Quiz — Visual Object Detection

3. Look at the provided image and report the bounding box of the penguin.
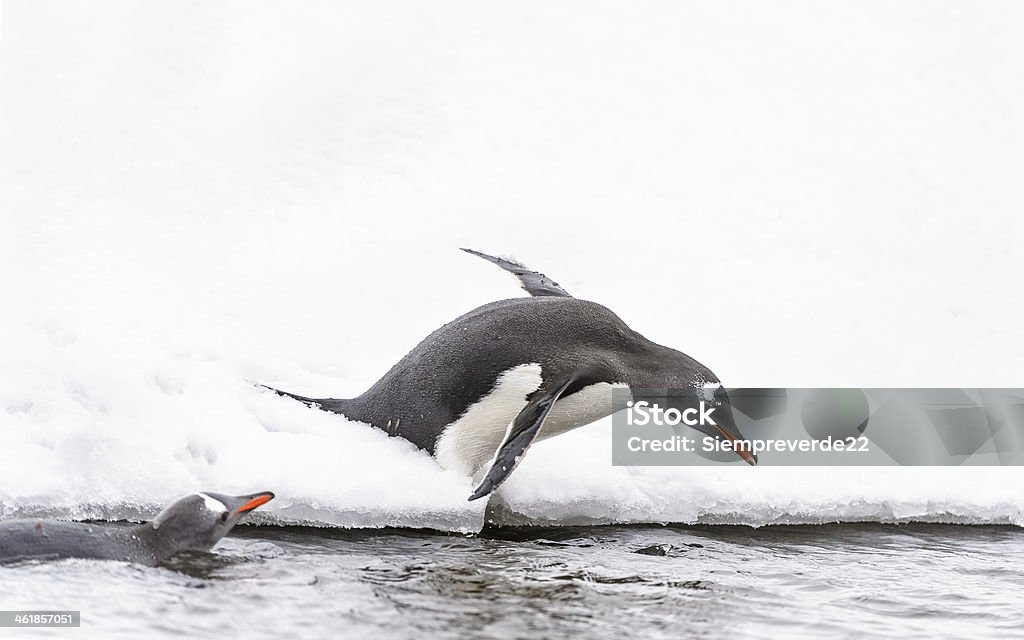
[0,491,274,566]
[263,249,756,501]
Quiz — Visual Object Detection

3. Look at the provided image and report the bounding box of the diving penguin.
[262,249,755,500]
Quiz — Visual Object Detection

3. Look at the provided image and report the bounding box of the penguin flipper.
[461,248,572,297]
[468,375,578,501]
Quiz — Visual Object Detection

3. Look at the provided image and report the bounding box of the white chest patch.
[433,363,632,477]
[538,381,631,440]
[434,363,543,476]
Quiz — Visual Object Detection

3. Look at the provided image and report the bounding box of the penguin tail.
[252,381,328,410]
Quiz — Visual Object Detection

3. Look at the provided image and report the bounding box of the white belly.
[538,381,630,440]
[433,364,630,476]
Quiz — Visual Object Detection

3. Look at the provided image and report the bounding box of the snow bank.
[2,2,1023,532]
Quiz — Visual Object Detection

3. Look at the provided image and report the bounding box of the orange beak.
[233,492,275,515]
[715,425,758,465]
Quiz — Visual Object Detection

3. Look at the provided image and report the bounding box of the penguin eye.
[220,512,229,522]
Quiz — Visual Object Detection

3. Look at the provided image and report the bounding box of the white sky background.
[0,2,1023,527]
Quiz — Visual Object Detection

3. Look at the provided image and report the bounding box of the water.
[2,523,1022,639]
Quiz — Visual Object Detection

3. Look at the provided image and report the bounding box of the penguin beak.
[231,491,275,516]
[714,425,758,466]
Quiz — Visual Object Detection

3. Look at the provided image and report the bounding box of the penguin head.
[146,491,275,557]
[687,373,757,466]
[632,347,757,466]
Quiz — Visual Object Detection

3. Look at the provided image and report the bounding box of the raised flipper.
[461,248,572,298]
[468,375,578,501]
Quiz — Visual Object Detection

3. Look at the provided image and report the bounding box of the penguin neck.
[131,522,189,562]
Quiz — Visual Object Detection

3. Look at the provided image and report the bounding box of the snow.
[1,1,1023,531]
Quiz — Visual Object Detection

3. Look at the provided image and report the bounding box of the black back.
[327,296,712,452]
[0,520,157,565]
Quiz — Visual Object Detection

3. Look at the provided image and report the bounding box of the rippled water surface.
[2,523,1022,639]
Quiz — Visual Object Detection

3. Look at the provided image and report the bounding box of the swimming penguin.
[0,491,274,566]
[263,249,755,501]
